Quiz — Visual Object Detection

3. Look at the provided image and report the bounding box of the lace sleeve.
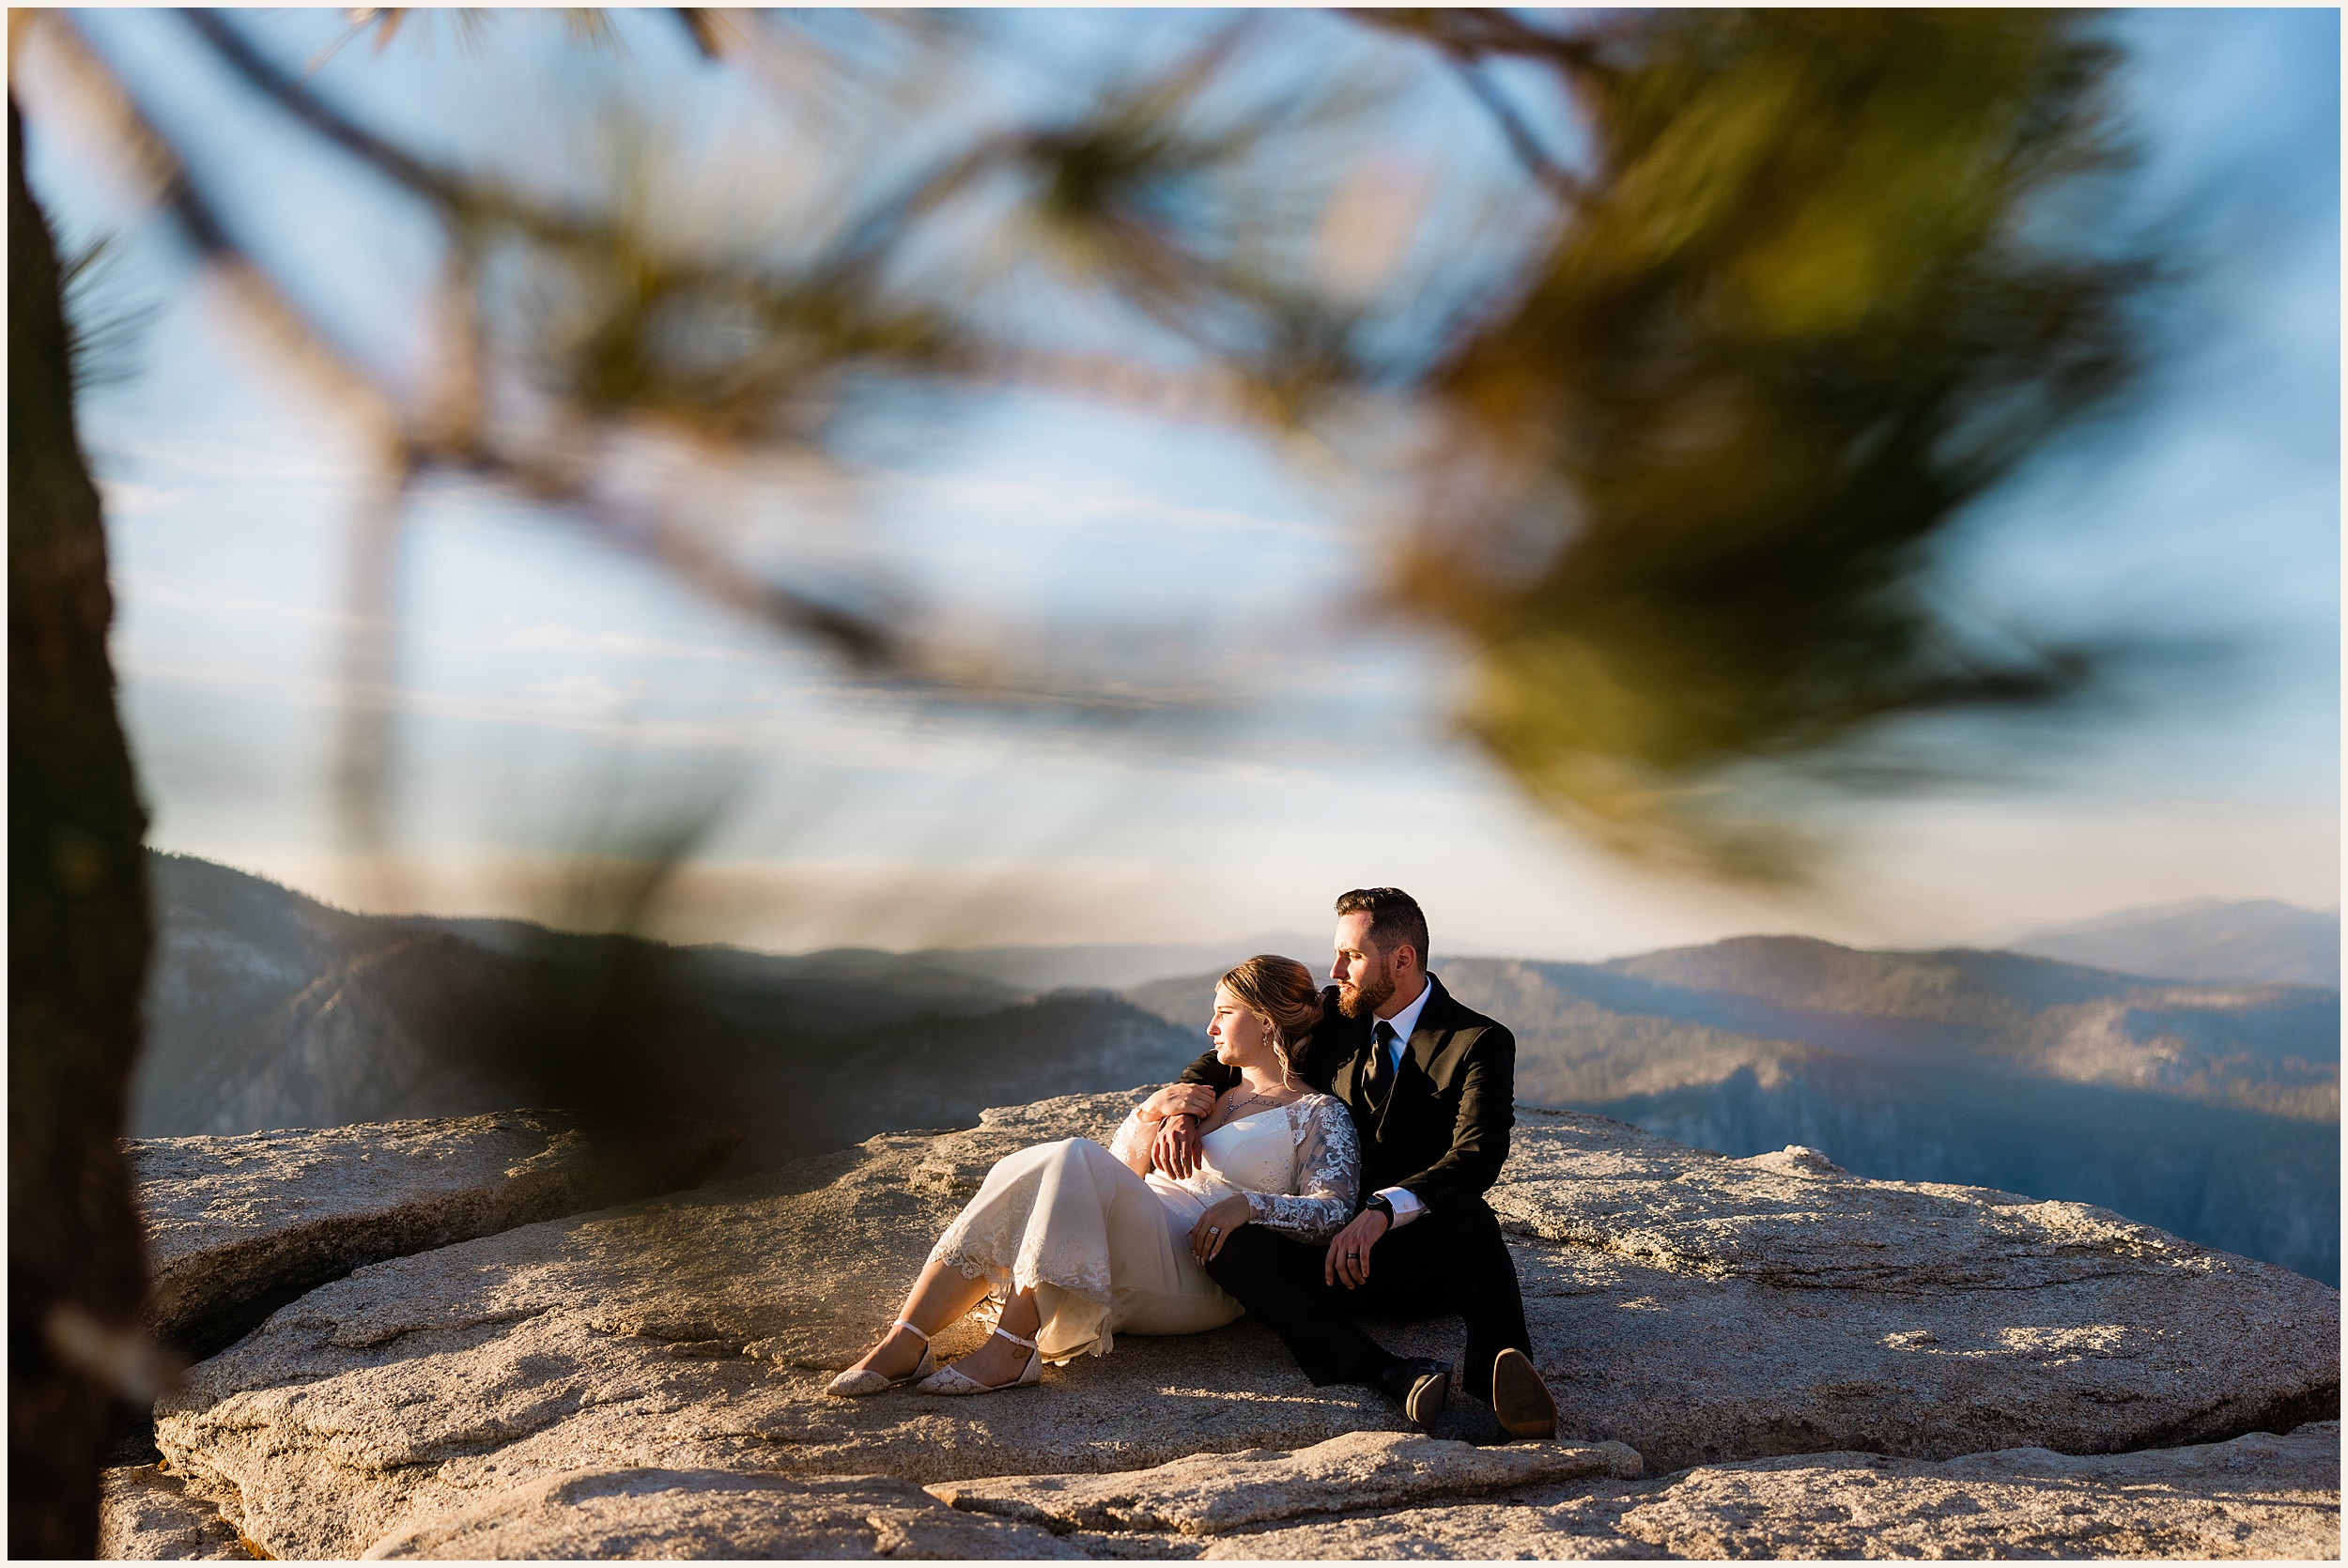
[1244,1096,1360,1240]
[1107,1106,1153,1173]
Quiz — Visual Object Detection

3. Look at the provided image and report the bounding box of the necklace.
[1213,1084,1292,1126]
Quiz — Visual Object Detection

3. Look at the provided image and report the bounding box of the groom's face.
[1331,912,1398,1020]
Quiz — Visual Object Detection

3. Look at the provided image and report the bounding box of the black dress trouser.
[1205,1195,1532,1402]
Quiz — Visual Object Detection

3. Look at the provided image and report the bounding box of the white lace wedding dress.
[927,1095,1360,1363]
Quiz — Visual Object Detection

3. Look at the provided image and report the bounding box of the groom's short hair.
[1335,887,1429,968]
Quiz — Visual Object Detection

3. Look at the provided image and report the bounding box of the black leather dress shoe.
[1374,1356,1451,1429]
[1491,1347,1557,1439]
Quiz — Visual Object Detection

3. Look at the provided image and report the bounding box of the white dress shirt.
[1368,978,1435,1228]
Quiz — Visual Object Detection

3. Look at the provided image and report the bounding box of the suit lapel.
[1331,984,1455,1140]
[1334,1038,1365,1108]
[1404,974,1451,1082]
[1332,1014,1372,1112]
[1370,980,1442,1141]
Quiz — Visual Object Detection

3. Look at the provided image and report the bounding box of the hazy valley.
[2004,899,2339,988]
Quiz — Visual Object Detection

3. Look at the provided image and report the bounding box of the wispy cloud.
[467,618,777,667]
[113,574,357,629]
[96,481,191,516]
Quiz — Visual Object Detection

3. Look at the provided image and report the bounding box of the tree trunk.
[8,97,154,1558]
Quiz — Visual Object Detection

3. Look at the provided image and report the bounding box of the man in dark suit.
[1141,887,1558,1437]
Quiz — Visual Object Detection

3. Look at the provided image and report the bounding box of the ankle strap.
[991,1327,1039,1351]
[888,1319,931,1344]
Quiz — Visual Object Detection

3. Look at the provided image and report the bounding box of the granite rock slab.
[930,1431,1644,1536]
[1491,1106,2338,1468]
[1202,1420,2343,1560]
[132,1110,742,1358]
[99,1464,252,1560]
[151,1093,2338,1559]
[358,1468,1081,1560]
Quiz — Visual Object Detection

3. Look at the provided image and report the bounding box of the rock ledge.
[135,1095,2340,1560]
[132,1109,740,1359]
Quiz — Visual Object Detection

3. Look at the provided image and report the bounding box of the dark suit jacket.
[1179,972,1516,1216]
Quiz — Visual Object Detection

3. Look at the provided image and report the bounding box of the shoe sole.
[1405,1370,1448,1428]
[1491,1348,1556,1439]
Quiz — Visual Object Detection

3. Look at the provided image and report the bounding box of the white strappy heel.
[915,1326,1043,1395]
[824,1319,936,1397]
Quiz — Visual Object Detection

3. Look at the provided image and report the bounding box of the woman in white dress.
[826,955,1361,1396]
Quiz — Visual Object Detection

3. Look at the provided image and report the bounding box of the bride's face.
[1208,986,1271,1068]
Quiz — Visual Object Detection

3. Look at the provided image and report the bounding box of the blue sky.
[22,8,2340,958]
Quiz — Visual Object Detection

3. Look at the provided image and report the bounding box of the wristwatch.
[1364,1193,1396,1225]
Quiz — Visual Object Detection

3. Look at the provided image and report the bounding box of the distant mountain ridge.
[907,936,1329,994]
[2002,899,2339,988]
[135,853,1199,1170]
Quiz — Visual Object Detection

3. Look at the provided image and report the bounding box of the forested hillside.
[134,853,1200,1169]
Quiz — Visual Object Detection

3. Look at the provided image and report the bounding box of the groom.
[1146,887,1558,1438]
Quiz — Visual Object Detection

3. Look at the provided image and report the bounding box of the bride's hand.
[1188,1195,1252,1265]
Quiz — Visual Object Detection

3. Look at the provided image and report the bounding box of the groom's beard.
[1337,964,1396,1020]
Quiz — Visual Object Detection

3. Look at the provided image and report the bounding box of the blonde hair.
[1218,954,1324,1088]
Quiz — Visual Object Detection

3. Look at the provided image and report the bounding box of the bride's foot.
[850,1322,929,1380]
[825,1321,935,1397]
[917,1328,1043,1396]
[939,1327,1034,1388]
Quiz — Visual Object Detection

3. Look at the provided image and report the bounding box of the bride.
[827,955,1361,1396]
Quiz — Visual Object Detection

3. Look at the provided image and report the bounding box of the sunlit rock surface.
[361,1469,1079,1560]
[131,1110,743,1359]
[1191,1422,2342,1560]
[130,1094,2337,1559]
[99,1466,251,1560]
[930,1431,1645,1536]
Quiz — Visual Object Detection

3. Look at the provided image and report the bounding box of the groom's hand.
[1154,1115,1205,1178]
[1145,1084,1214,1177]
[1325,1208,1390,1289]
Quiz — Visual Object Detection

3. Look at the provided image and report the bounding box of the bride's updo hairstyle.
[1218,955,1324,1087]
